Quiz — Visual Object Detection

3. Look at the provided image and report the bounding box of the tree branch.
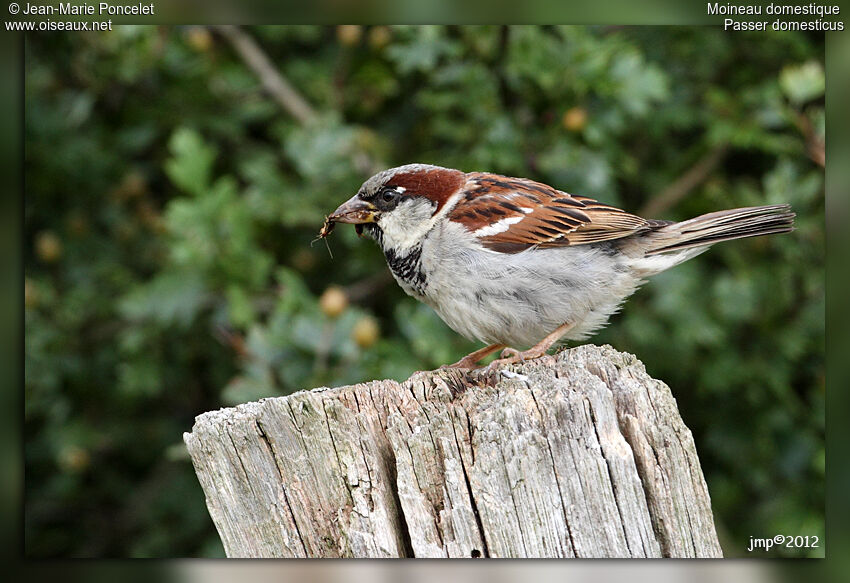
[213,25,317,126]
[792,110,825,168]
[213,25,383,177]
[639,144,728,218]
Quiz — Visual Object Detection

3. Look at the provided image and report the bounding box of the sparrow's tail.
[644,204,795,256]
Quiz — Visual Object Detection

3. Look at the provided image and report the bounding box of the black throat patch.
[363,225,426,295]
[384,245,426,295]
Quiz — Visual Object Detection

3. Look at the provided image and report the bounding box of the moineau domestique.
[707,2,841,17]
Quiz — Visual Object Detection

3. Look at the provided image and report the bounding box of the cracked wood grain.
[184,344,722,558]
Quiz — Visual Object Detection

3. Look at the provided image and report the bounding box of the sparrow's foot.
[442,343,506,369]
[483,322,574,372]
[483,346,543,372]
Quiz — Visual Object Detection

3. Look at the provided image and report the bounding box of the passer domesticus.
[326,164,794,369]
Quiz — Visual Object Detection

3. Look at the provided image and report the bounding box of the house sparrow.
[324,164,794,369]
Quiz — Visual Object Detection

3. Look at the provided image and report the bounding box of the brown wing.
[450,173,652,253]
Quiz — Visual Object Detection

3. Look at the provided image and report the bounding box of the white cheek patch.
[473,215,525,237]
[378,198,437,251]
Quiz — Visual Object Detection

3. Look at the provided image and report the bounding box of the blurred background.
[24,25,823,558]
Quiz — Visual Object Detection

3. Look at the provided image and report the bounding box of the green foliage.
[779,61,825,106]
[25,25,823,558]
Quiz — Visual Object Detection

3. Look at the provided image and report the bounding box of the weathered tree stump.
[184,344,722,558]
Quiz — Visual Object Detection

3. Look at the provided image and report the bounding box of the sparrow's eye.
[375,187,400,210]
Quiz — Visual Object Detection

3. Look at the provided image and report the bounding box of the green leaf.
[779,62,825,106]
[226,285,256,329]
[119,270,209,328]
[385,26,461,74]
[610,50,670,116]
[164,127,217,197]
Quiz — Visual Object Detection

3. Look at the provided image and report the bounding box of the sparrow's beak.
[328,196,378,224]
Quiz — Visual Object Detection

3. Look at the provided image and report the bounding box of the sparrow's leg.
[485,322,575,370]
[442,343,506,369]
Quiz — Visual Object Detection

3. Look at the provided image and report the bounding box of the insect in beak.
[319,196,378,240]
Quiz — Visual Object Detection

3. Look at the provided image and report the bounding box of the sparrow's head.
[328,164,465,252]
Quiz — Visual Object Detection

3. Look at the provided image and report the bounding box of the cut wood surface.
[184,344,722,558]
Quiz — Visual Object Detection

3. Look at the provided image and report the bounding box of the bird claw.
[446,339,556,373]
[499,347,523,361]
[483,346,549,373]
[483,351,523,373]
[441,357,477,370]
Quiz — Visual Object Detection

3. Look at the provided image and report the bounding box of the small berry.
[562,106,588,132]
[25,278,38,309]
[368,26,391,50]
[35,231,62,263]
[58,445,91,473]
[352,316,379,348]
[319,286,348,318]
[337,25,363,47]
[186,27,213,52]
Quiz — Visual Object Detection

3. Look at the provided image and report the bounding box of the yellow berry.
[319,286,348,318]
[368,26,391,50]
[186,27,213,52]
[35,231,62,263]
[58,445,91,473]
[352,315,379,348]
[25,278,38,309]
[337,25,363,47]
[562,106,588,132]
